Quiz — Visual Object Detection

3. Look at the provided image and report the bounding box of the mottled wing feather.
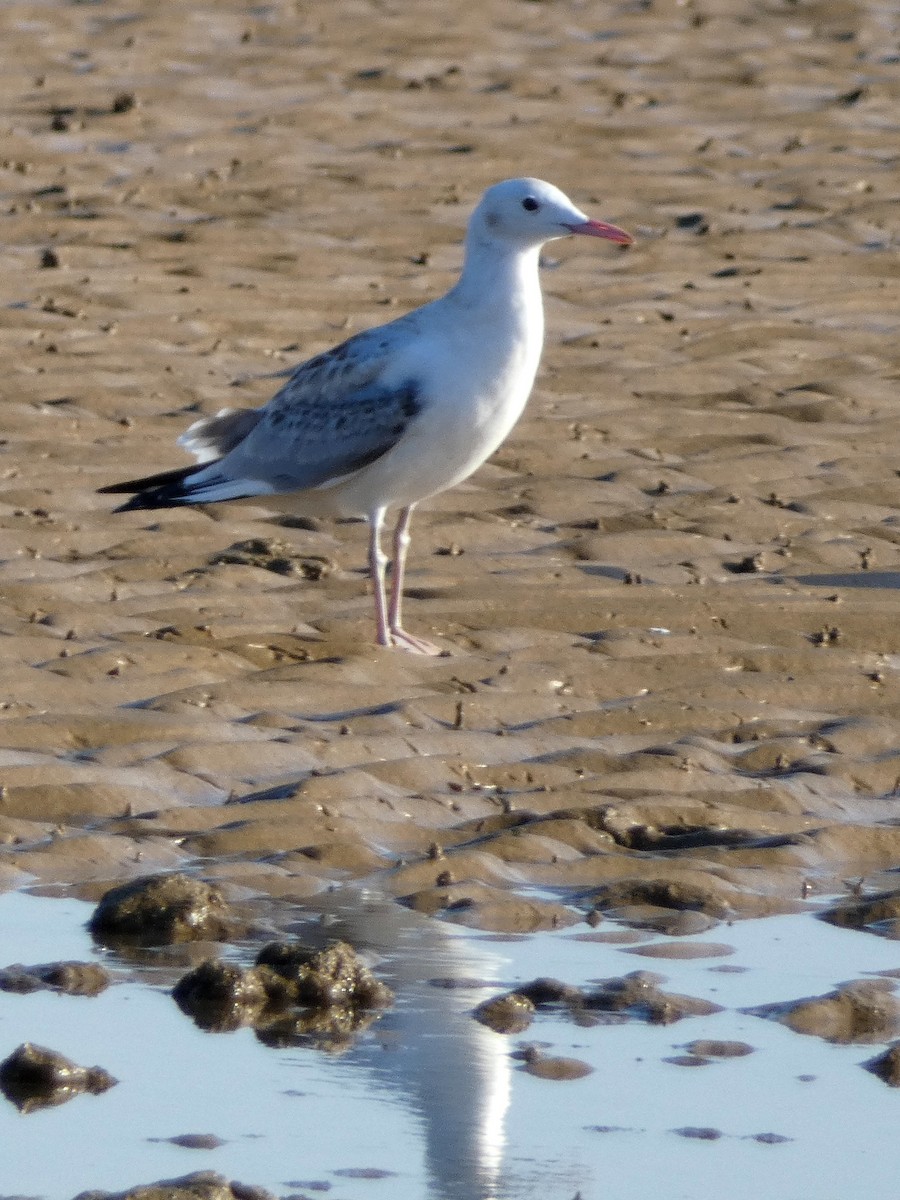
[178,407,264,463]
[214,321,423,493]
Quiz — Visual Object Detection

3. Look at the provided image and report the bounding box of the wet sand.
[2,0,900,939]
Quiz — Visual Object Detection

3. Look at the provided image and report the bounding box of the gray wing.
[181,321,425,500]
[178,407,265,462]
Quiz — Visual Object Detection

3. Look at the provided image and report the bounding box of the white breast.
[323,281,544,517]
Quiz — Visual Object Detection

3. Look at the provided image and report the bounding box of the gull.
[100,178,632,653]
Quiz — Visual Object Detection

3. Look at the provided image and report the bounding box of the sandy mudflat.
[1,0,900,931]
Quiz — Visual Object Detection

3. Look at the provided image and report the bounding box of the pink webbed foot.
[389,627,447,656]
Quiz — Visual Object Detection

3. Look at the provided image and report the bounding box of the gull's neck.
[446,225,545,344]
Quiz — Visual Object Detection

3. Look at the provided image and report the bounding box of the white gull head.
[467,177,633,251]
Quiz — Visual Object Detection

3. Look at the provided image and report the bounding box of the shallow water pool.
[1,890,900,1200]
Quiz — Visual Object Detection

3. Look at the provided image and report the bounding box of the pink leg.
[388,505,414,635]
[367,507,392,647]
[387,505,444,655]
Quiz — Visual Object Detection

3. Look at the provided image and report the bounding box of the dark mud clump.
[173,940,394,1044]
[599,905,720,937]
[89,874,238,947]
[683,1039,754,1059]
[663,1053,712,1068]
[473,969,721,1034]
[820,889,900,939]
[209,536,333,581]
[623,940,734,961]
[0,1042,117,1113]
[587,879,738,922]
[473,992,536,1034]
[514,977,584,1006]
[746,979,900,1044]
[0,960,110,996]
[172,960,273,1033]
[665,1038,755,1067]
[255,940,394,1009]
[513,1045,594,1081]
[863,1043,900,1087]
[71,1170,276,1200]
[583,971,723,1025]
[149,1134,227,1150]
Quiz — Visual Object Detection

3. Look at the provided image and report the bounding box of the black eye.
[521,197,540,212]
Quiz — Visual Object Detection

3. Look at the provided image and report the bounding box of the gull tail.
[98,462,265,512]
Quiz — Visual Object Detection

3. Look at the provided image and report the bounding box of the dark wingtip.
[99,463,207,511]
[110,493,158,513]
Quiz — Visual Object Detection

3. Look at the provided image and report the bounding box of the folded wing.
[99,323,424,512]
